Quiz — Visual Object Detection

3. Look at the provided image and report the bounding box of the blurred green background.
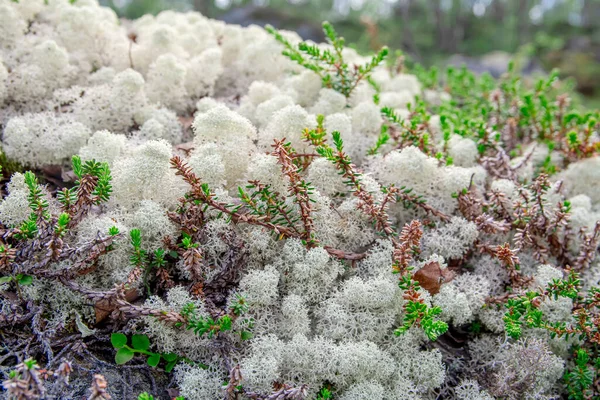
[101,0,600,102]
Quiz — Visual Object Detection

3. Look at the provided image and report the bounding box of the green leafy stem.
[110,333,182,372]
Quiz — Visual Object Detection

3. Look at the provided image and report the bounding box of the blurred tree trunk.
[395,0,420,59]
[581,0,599,29]
[516,0,530,46]
[432,0,447,52]
[193,0,209,16]
[447,0,465,53]
[491,0,505,22]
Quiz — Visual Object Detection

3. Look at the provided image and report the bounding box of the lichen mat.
[0,1,599,399]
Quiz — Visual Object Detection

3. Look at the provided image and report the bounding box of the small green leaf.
[0,276,13,284]
[131,334,150,351]
[72,155,83,179]
[130,229,142,248]
[115,347,135,364]
[165,360,177,373]
[240,330,253,341]
[147,353,160,368]
[16,274,33,286]
[219,315,232,331]
[111,333,128,349]
[162,353,178,362]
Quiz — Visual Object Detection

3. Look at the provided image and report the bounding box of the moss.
[0,150,23,181]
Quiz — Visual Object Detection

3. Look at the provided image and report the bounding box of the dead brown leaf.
[413,261,456,295]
